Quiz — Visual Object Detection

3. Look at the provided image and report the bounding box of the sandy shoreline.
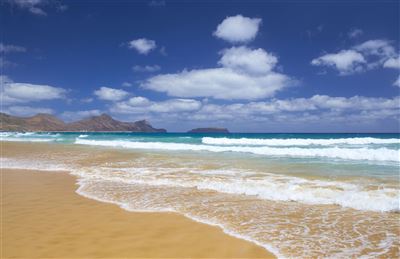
[1,169,274,258]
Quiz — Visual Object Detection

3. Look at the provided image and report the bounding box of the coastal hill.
[0,113,166,132]
[187,127,229,133]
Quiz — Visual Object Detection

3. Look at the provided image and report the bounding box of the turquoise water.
[2,132,399,177]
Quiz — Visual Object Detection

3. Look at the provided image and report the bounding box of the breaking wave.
[202,137,400,146]
[74,139,399,162]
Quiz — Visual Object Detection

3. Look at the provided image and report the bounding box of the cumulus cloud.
[61,109,102,121]
[111,97,201,114]
[383,57,400,69]
[311,50,366,75]
[312,39,399,75]
[94,87,129,101]
[393,76,400,87]
[128,38,156,54]
[1,78,66,105]
[3,105,54,116]
[218,46,277,74]
[143,46,292,100]
[213,15,262,43]
[132,65,161,72]
[353,39,395,58]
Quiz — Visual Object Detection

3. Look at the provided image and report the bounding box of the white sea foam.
[70,166,400,212]
[202,137,400,146]
[0,132,61,142]
[0,137,55,142]
[0,157,70,172]
[74,139,400,162]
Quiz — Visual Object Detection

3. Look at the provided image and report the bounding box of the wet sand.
[1,169,274,258]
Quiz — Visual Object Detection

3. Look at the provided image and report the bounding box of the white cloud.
[0,43,26,53]
[187,95,400,126]
[1,79,66,105]
[132,64,161,72]
[127,96,151,106]
[311,50,366,75]
[7,0,68,15]
[108,95,399,131]
[94,87,129,101]
[348,28,363,39]
[353,39,395,58]
[143,68,289,100]
[383,57,400,69]
[8,0,47,15]
[143,46,291,100]
[111,97,201,114]
[393,76,400,87]
[213,15,262,43]
[312,39,399,76]
[61,109,102,121]
[3,105,54,116]
[218,46,278,74]
[128,38,156,54]
[122,82,132,87]
[149,98,201,113]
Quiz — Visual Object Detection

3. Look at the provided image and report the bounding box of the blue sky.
[1,0,399,132]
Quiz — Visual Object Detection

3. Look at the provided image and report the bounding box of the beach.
[2,168,273,258]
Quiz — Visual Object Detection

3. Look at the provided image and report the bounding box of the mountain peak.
[99,113,112,119]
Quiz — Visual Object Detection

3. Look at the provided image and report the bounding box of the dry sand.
[1,169,274,258]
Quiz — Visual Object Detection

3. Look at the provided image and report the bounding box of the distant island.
[187,127,229,133]
[0,113,166,132]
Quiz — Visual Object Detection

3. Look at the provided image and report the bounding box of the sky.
[1,0,399,132]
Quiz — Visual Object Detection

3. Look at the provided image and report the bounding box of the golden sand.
[1,169,274,258]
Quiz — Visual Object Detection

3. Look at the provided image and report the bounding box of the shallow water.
[1,132,399,258]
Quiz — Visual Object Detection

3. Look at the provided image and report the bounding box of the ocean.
[1,132,399,257]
